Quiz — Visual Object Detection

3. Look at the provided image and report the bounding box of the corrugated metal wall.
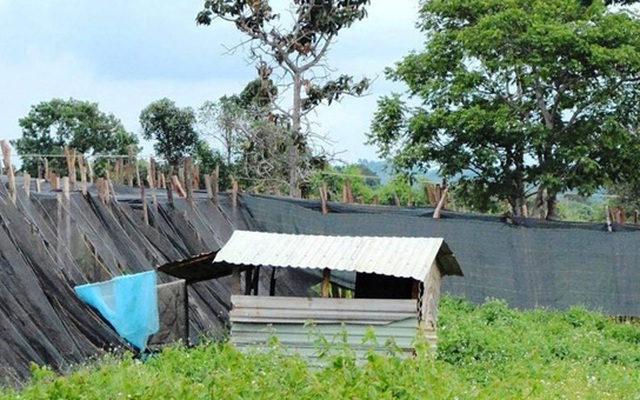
[230,295,422,361]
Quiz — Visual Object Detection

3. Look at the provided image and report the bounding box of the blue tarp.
[74,271,159,350]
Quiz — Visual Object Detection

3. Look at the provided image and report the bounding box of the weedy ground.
[3,296,640,399]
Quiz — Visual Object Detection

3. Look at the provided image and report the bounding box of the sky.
[0,1,425,163]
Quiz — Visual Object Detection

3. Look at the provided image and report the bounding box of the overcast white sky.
[0,1,424,163]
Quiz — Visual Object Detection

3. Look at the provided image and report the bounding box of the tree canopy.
[369,0,640,218]
[12,98,138,177]
[197,0,370,196]
[139,98,200,169]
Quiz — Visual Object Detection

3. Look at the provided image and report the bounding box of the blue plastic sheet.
[74,271,159,350]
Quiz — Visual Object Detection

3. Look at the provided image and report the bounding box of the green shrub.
[4,296,640,399]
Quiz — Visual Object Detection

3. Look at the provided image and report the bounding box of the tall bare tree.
[197,0,370,197]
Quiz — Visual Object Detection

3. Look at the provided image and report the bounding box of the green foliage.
[12,98,138,177]
[193,140,233,190]
[369,0,640,218]
[6,296,640,398]
[139,98,199,169]
[556,194,607,222]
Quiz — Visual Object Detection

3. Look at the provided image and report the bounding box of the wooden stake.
[433,188,449,219]
[35,178,41,193]
[127,145,135,188]
[50,174,59,191]
[160,173,166,189]
[135,161,141,188]
[166,168,174,205]
[342,181,353,203]
[146,158,158,216]
[44,158,50,182]
[1,140,16,203]
[211,165,219,205]
[61,177,70,201]
[77,156,87,196]
[605,205,612,232]
[319,181,328,215]
[184,157,193,202]
[142,185,149,225]
[372,194,379,205]
[205,172,213,199]
[231,177,239,208]
[393,193,401,207]
[87,159,94,184]
[634,210,639,225]
[23,172,30,198]
[97,178,106,204]
[115,159,122,185]
[172,175,186,197]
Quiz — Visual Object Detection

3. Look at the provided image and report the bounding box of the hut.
[164,230,463,358]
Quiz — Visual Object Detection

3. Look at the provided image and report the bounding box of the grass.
[3,296,640,399]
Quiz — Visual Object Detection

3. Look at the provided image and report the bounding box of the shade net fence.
[0,179,639,386]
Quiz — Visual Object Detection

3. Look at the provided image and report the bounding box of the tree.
[197,0,371,197]
[12,98,138,177]
[139,98,200,170]
[197,96,243,167]
[369,0,640,219]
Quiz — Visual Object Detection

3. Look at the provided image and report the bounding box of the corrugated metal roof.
[214,231,462,282]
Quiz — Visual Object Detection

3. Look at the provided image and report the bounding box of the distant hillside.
[356,159,441,185]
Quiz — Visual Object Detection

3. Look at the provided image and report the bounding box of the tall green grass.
[3,296,640,399]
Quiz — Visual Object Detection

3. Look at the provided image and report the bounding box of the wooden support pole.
[634,210,639,225]
[269,267,277,296]
[135,161,141,188]
[372,194,379,205]
[193,165,200,189]
[127,145,135,188]
[319,182,328,214]
[244,267,253,295]
[231,177,239,208]
[141,184,149,225]
[433,188,448,219]
[211,165,219,205]
[23,172,30,198]
[118,159,125,185]
[232,267,241,295]
[342,181,353,203]
[419,265,441,349]
[172,175,186,198]
[166,168,174,205]
[77,156,87,196]
[433,179,449,219]
[97,178,106,204]
[1,140,16,203]
[50,174,59,191]
[61,176,70,201]
[44,158,50,182]
[605,205,612,232]
[184,157,193,202]
[205,171,213,199]
[393,193,401,207]
[321,268,331,298]
[35,177,41,193]
[618,208,625,225]
[252,266,260,295]
[87,159,94,184]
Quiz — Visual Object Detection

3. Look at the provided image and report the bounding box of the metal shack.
[212,230,463,357]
